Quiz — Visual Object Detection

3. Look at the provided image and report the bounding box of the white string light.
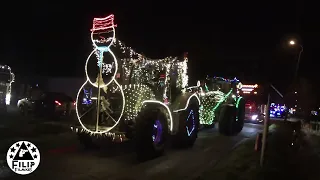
[75,14,192,135]
[173,93,201,113]
[76,15,125,135]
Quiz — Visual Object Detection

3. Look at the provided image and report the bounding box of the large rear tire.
[135,107,168,161]
[235,98,245,133]
[218,105,238,136]
[173,103,200,148]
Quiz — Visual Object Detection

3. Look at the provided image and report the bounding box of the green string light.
[200,89,233,125]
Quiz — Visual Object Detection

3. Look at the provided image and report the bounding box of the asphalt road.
[0,106,24,127]
[0,122,263,180]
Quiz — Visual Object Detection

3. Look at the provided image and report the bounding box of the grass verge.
[196,122,320,180]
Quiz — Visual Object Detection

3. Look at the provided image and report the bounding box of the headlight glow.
[251,114,258,120]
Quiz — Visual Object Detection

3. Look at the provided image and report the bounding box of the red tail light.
[73,101,76,106]
[55,100,61,106]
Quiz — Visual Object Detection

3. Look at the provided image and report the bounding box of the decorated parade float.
[72,14,245,160]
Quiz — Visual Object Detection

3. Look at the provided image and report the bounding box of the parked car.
[17,91,75,118]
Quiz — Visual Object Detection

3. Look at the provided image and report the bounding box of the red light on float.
[91,14,117,32]
[55,100,61,106]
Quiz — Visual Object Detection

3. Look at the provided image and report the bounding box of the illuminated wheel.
[173,102,200,147]
[135,107,168,161]
[152,120,163,145]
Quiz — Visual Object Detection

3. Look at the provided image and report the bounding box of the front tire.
[173,103,200,147]
[135,107,168,161]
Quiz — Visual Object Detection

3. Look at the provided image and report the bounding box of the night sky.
[1,1,317,91]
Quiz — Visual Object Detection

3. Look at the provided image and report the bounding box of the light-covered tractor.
[197,76,245,136]
[72,14,200,160]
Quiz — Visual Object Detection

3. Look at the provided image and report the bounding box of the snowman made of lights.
[76,14,125,134]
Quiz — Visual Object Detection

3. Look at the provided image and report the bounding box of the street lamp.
[288,40,303,118]
[289,40,295,45]
[289,40,304,81]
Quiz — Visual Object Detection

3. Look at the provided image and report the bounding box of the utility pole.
[260,84,283,166]
[289,40,303,104]
[260,92,270,167]
[294,45,304,82]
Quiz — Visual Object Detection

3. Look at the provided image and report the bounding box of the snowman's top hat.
[91,14,117,32]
